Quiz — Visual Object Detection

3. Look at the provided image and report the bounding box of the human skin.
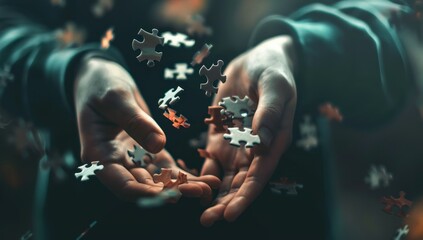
[74,58,220,203]
[200,36,298,226]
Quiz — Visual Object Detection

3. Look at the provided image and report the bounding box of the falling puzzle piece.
[132,28,164,67]
[219,96,256,119]
[223,127,260,148]
[186,15,213,37]
[162,31,195,47]
[319,102,343,122]
[199,60,227,97]
[101,27,114,49]
[269,177,304,195]
[163,108,190,129]
[296,134,318,151]
[381,191,413,218]
[127,145,153,167]
[299,115,317,136]
[364,165,393,189]
[74,161,104,182]
[204,106,233,133]
[394,225,409,240]
[153,168,188,189]
[164,63,194,80]
[191,43,212,66]
[92,0,114,18]
[158,86,184,109]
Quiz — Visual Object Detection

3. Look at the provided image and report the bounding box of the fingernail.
[258,127,273,147]
[144,132,165,153]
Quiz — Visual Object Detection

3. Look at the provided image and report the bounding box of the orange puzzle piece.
[153,168,188,189]
[204,106,233,133]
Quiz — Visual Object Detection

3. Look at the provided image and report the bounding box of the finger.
[186,181,213,205]
[96,86,166,153]
[201,158,221,177]
[188,175,221,190]
[200,192,236,227]
[223,130,292,222]
[96,163,162,201]
[178,183,204,197]
[200,204,226,227]
[253,68,296,147]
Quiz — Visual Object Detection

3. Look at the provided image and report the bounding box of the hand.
[200,36,298,226]
[74,58,220,203]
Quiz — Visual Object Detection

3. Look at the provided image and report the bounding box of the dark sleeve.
[249,2,412,128]
[0,0,126,129]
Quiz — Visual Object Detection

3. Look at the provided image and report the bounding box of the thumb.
[253,68,296,147]
[97,86,166,153]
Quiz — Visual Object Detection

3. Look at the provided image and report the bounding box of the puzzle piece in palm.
[269,177,304,195]
[191,43,212,66]
[153,168,188,189]
[364,165,393,189]
[199,60,226,97]
[0,65,14,87]
[132,28,164,67]
[223,127,260,148]
[186,15,212,36]
[101,27,114,49]
[394,225,409,240]
[204,106,233,133]
[74,161,104,182]
[164,63,194,80]
[381,191,413,218]
[127,145,153,167]
[158,86,184,109]
[219,96,255,119]
[163,108,190,129]
[162,32,195,47]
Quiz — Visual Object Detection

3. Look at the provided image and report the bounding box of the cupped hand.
[200,36,298,226]
[74,58,220,203]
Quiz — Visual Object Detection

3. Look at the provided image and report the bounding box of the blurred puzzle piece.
[153,168,188,189]
[101,28,114,49]
[204,106,233,133]
[269,177,304,195]
[191,43,212,66]
[381,191,413,218]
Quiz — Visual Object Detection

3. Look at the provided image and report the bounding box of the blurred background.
[1,0,423,239]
